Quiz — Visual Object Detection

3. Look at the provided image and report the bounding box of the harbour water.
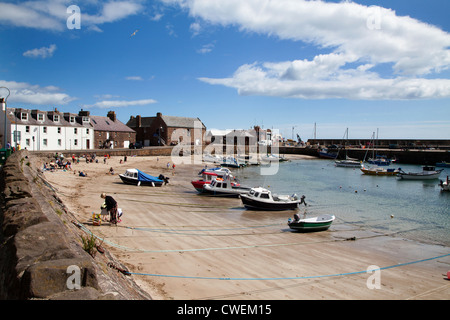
[236,159,450,247]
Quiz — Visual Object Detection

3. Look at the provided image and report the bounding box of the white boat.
[335,158,361,168]
[203,153,222,164]
[397,166,444,180]
[240,187,306,211]
[202,174,251,197]
[334,128,360,168]
[439,176,449,191]
[288,214,335,232]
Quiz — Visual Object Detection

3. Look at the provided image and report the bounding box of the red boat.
[191,168,239,192]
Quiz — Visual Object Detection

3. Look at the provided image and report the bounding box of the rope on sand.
[126,253,450,281]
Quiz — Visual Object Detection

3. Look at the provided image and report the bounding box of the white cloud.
[86,99,158,109]
[125,76,144,81]
[167,0,450,100]
[23,44,57,59]
[197,43,214,54]
[0,80,76,105]
[0,1,143,32]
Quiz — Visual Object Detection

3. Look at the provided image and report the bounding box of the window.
[21,113,28,121]
[74,128,77,134]
[54,115,59,122]
[82,116,89,123]
[57,127,61,134]
[58,139,62,146]
[70,116,75,123]
[38,114,44,121]
[43,139,48,146]
[222,183,227,188]
[26,126,30,133]
[26,139,30,147]
[260,193,270,199]
[86,129,89,134]
[43,127,47,134]
[74,139,78,146]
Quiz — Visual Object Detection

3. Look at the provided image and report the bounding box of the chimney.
[78,109,90,117]
[136,115,141,127]
[107,110,116,122]
[157,112,162,118]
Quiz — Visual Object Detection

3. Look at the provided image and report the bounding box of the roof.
[160,115,205,129]
[127,114,206,129]
[7,108,91,128]
[90,115,135,132]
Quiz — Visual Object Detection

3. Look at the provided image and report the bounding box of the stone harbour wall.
[0,150,151,300]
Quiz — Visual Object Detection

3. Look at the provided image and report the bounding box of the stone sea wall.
[0,150,151,300]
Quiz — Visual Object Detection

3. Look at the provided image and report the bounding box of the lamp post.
[0,86,11,149]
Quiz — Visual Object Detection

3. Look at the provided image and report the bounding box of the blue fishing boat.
[119,168,166,186]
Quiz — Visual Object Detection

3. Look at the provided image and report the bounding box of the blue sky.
[1,0,449,140]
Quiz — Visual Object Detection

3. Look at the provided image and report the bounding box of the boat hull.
[240,194,300,211]
[202,185,251,197]
[361,168,399,176]
[397,170,443,180]
[119,174,163,186]
[288,215,335,232]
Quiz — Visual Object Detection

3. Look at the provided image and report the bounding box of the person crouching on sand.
[101,193,118,224]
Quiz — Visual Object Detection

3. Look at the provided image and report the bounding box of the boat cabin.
[122,169,139,179]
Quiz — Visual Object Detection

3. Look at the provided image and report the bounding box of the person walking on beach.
[101,193,118,224]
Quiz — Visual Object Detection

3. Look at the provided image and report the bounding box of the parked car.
[129,142,143,149]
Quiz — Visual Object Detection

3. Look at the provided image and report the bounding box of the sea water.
[237,159,450,246]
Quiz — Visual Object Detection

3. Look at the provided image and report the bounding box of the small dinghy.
[288,214,335,232]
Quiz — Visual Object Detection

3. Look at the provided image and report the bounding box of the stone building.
[127,112,206,146]
[87,110,136,149]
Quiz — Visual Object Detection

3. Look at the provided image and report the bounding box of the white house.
[2,107,94,151]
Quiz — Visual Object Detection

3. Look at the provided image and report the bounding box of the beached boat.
[288,214,335,232]
[397,166,443,180]
[318,148,338,159]
[202,175,251,197]
[203,153,222,164]
[360,164,401,176]
[240,187,306,211]
[119,168,165,186]
[260,154,288,163]
[221,156,245,168]
[439,176,449,191]
[191,167,239,192]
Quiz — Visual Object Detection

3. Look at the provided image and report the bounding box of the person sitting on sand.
[109,167,114,175]
[79,171,87,177]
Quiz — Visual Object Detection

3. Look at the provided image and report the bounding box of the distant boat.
[397,166,444,180]
[436,162,450,168]
[119,168,164,186]
[368,155,392,166]
[318,148,338,159]
[360,164,401,176]
[335,158,361,168]
[334,128,360,168]
[240,187,306,211]
[288,214,335,232]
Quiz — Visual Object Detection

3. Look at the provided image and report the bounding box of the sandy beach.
[41,153,450,300]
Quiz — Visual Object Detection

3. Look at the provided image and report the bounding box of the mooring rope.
[126,253,450,281]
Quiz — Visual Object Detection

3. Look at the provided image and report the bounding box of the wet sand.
[42,154,450,300]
